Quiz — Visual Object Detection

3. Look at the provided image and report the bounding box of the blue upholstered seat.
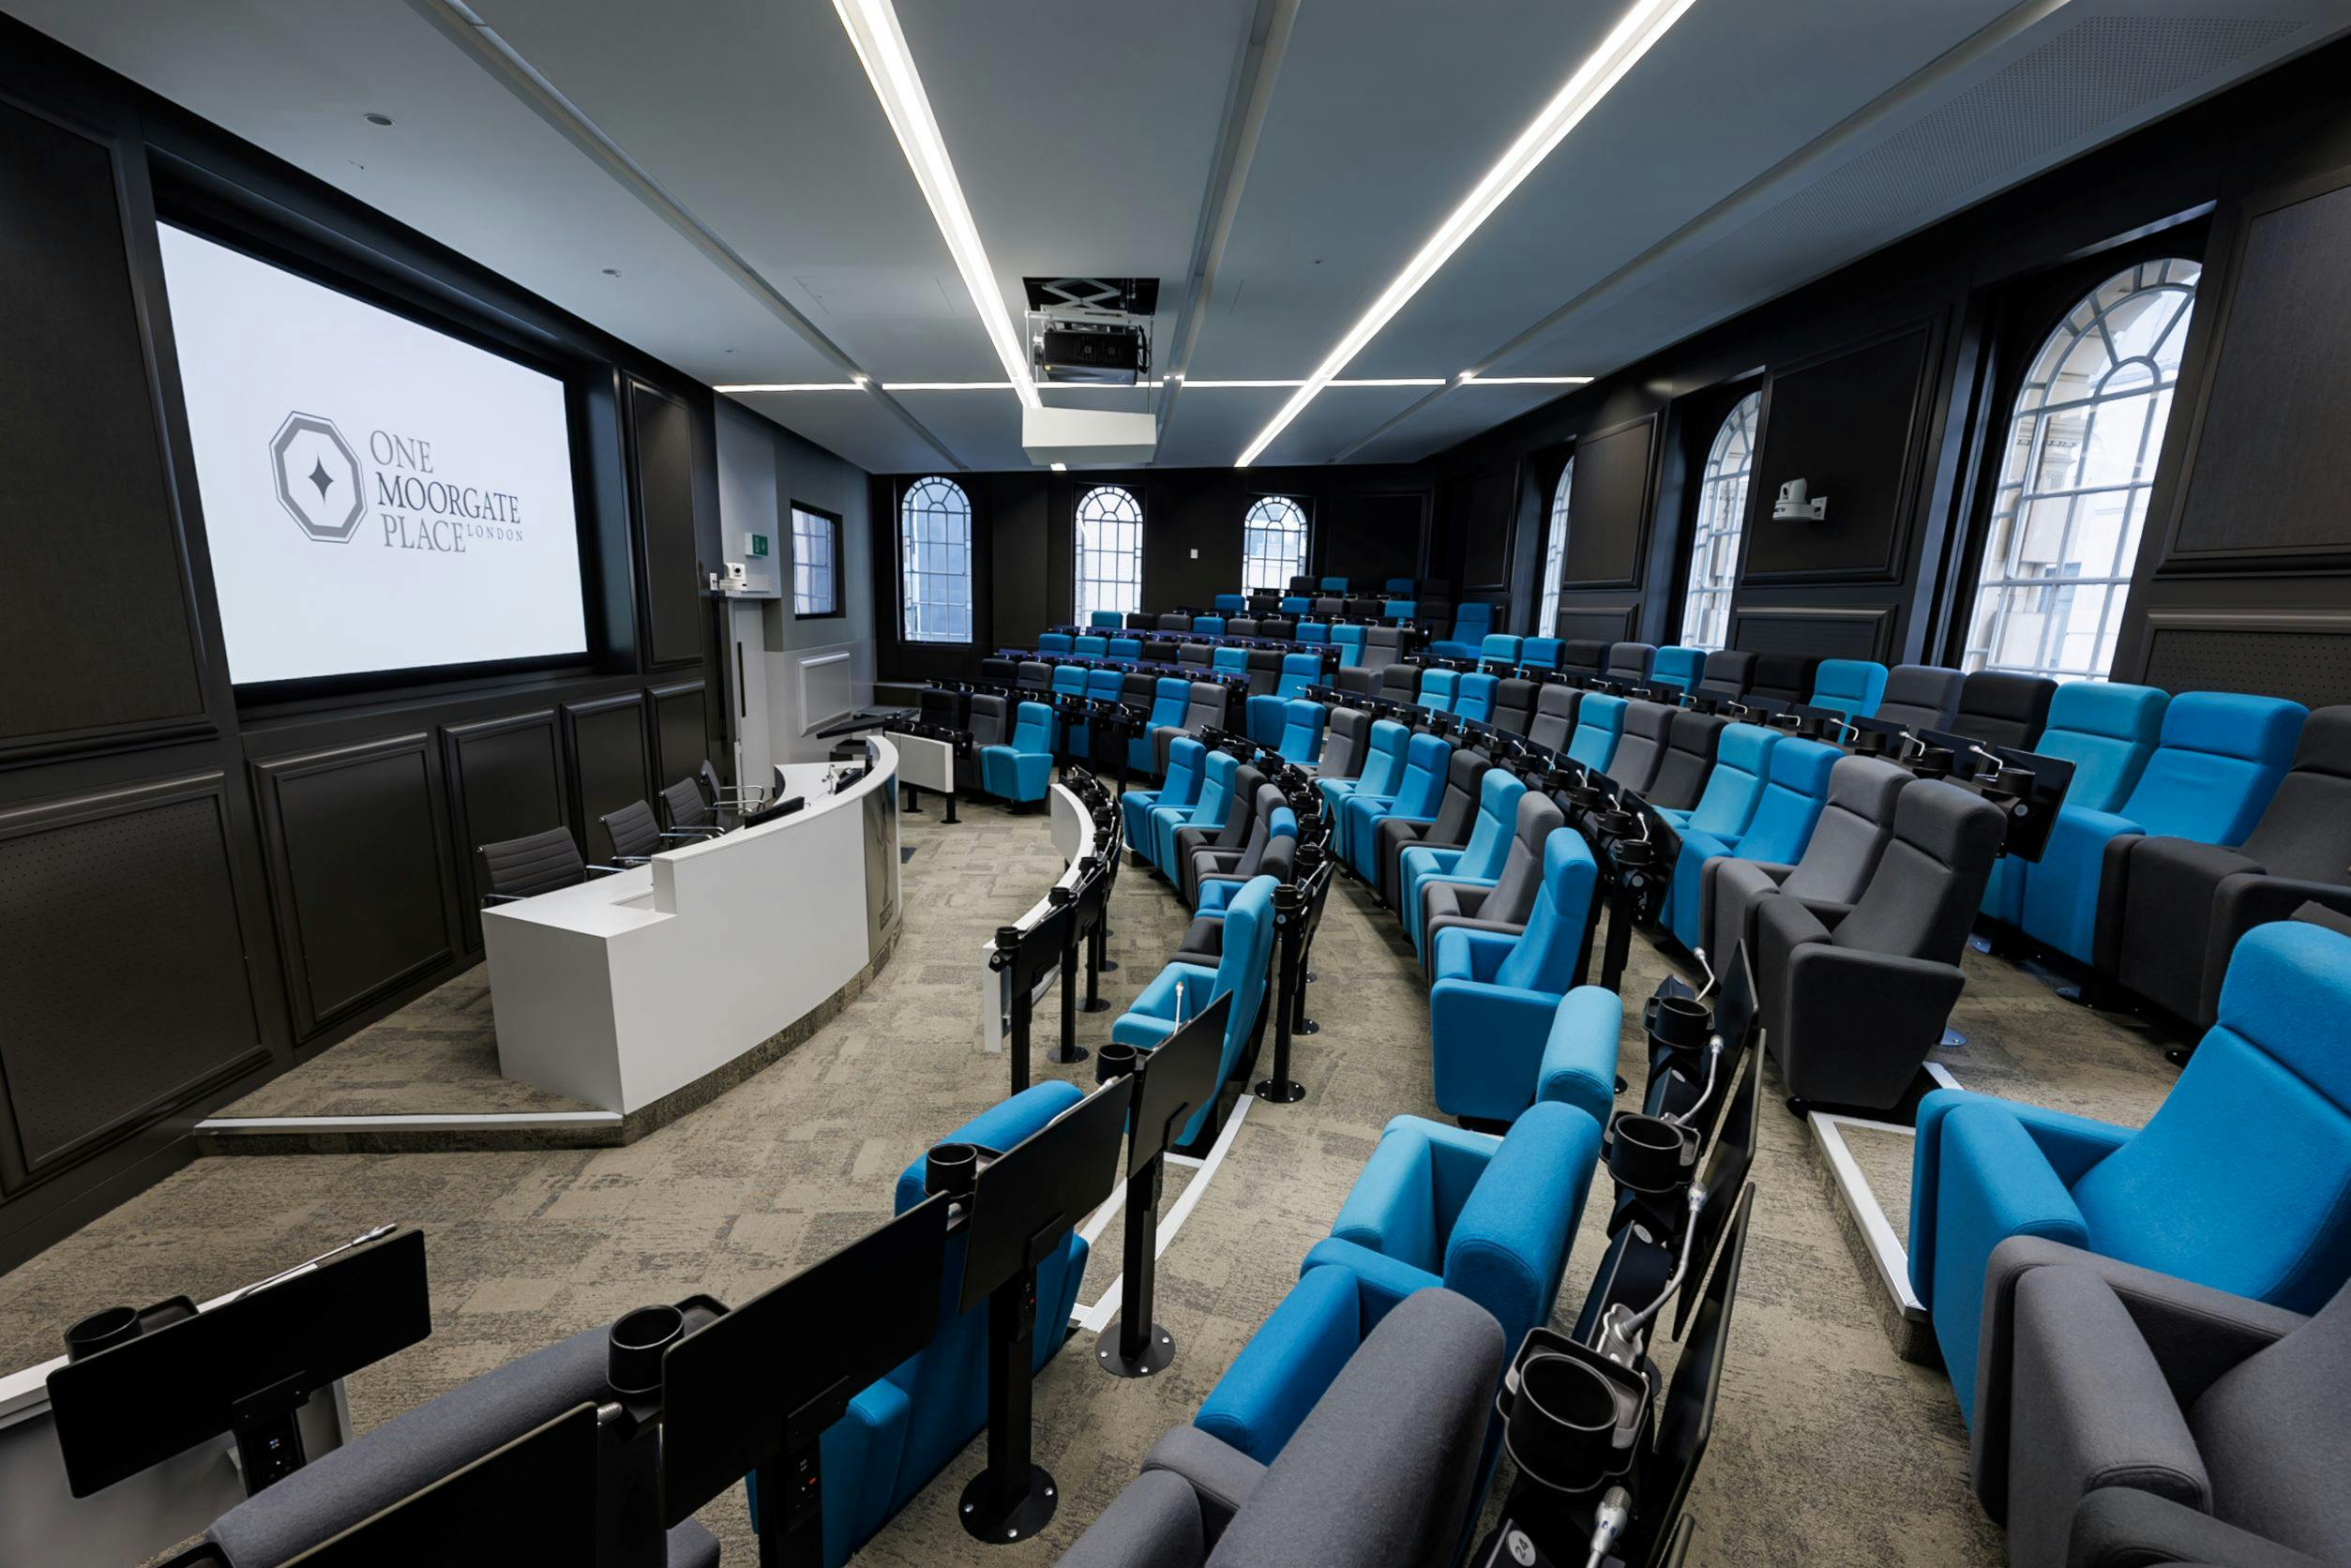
[1909,920,2351,1426]
[1211,643,1248,681]
[1089,610,1124,628]
[1666,736,1838,952]
[1036,632,1074,654]
[1479,633,1523,671]
[1124,734,1202,855]
[2018,692,2306,963]
[1656,721,1778,834]
[1331,623,1367,669]
[1194,1102,1603,1467]
[1981,681,2168,924]
[1455,671,1499,725]
[1280,595,1311,615]
[1319,576,1349,593]
[1130,677,1192,776]
[1417,667,1460,716]
[1383,598,1416,622]
[1808,659,1889,723]
[1431,602,1494,660]
[1110,876,1277,1147]
[1319,717,1409,825]
[777,1083,1091,1565]
[1519,638,1562,671]
[1073,634,1107,657]
[1198,808,1295,913]
[1275,699,1325,765]
[1193,615,1227,640]
[1294,620,1330,645]
[1400,770,1525,952]
[1247,653,1325,746]
[1649,645,1705,696]
[1429,831,1611,1124]
[1213,593,1246,612]
[1566,691,1627,772]
[1108,635,1141,660]
[978,701,1054,803]
[1342,731,1450,879]
[1153,749,1238,877]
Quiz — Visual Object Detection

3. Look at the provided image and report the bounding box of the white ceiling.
[11,0,2348,473]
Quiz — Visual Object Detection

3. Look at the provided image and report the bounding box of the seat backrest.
[1495,830,1600,994]
[660,777,712,831]
[1605,641,1657,685]
[1037,631,1074,654]
[1567,692,1627,771]
[1158,738,1207,811]
[1424,749,1491,842]
[1228,616,1261,639]
[1296,620,1331,645]
[1650,646,1705,695]
[1439,1101,1591,1356]
[1280,596,1311,615]
[1074,634,1108,657]
[1451,603,1495,642]
[917,687,967,730]
[1491,678,1538,737]
[1259,615,1297,641]
[1834,778,2003,961]
[1142,639,1178,663]
[1736,737,1841,862]
[1158,612,1192,632]
[1194,615,1228,639]
[967,692,1008,748]
[1050,665,1087,700]
[2026,681,2169,813]
[1604,699,1677,792]
[1209,878,1281,1100]
[1480,633,1522,667]
[1455,672,1499,724]
[1808,659,1890,721]
[1017,659,1052,691]
[2239,705,2351,878]
[1085,669,1123,702]
[1363,626,1404,671]
[1126,611,1156,630]
[1320,576,1350,593]
[1149,677,1192,728]
[1277,700,1325,762]
[1481,793,1565,927]
[1519,637,1563,671]
[1011,701,1054,753]
[1418,668,1461,714]
[601,799,662,860]
[1235,784,1289,872]
[1346,596,1383,619]
[1185,682,1228,731]
[1875,665,1964,731]
[1649,710,1726,811]
[2119,691,2307,843]
[1178,642,1213,669]
[1746,653,1819,705]
[1355,720,1412,798]
[1186,750,1240,829]
[1527,684,1581,753]
[1289,575,1317,595]
[1379,663,1421,701]
[1214,593,1246,613]
[1313,596,1346,618]
[1331,624,1365,662]
[1685,723,1780,839]
[1122,671,1157,708]
[1320,707,1372,781]
[1277,653,1321,698]
[1783,756,1910,903]
[478,826,584,900]
[1954,671,2057,749]
[1390,732,1454,819]
[2072,922,2351,1314]
[1384,598,1417,621]
[1696,650,1756,701]
[1458,768,1528,876]
[1561,640,1607,678]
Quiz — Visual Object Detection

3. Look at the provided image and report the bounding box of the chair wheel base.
[1044,1044,1091,1065]
[959,1465,1058,1543]
[1254,1078,1306,1104]
[1095,1319,1176,1378]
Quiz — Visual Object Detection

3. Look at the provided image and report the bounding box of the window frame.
[1073,483,1145,624]
[897,475,974,645]
[1957,256,2201,684]
[1535,457,1572,640]
[1242,493,1311,595]
[790,501,844,621]
[1677,390,1762,654]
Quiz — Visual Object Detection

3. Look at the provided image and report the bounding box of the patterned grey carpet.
[0,791,2181,1566]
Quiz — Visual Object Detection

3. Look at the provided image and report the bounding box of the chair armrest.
[1998,1262,2209,1548]
[1433,926,1519,984]
[1301,1236,1443,1332]
[1194,1265,1364,1466]
[1793,897,1858,929]
[1140,1425,1266,1549]
[1054,1469,1210,1568]
[1537,986,1624,1130]
[2067,1487,2333,1568]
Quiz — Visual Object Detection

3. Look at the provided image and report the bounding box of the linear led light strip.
[832,0,1040,410]
[709,375,1584,393]
[1234,0,1696,466]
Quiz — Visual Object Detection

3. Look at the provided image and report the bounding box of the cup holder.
[1852,729,1891,756]
[1644,993,1712,1053]
[925,1141,980,1199]
[1591,809,1637,839]
[1607,1113,1692,1195]
[1913,745,1956,779]
[1096,1043,1140,1084]
[1507,1352,1623,1497]
[64,1304,143,1363]
[606,1304,686,1396]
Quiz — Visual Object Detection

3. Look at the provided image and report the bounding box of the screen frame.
[149,198,619,711]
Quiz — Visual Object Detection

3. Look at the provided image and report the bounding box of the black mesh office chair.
[600,799,713,865]
[660,778,728,837]
[476,826,627,904]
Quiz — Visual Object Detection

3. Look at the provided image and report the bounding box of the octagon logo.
[269,412,366,542]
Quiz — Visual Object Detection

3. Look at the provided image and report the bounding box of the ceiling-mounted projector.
[1023,276,1159,387]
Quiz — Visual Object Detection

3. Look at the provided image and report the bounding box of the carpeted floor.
[0,786,2183,1566]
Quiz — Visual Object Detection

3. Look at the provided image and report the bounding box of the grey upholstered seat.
[967,691,1009,750]
[1379,663,1421,703]
[2096,705,2351,1029]
[1744,652,1818,708]
[1142,638,1180,663]
[1419,791,1565,972]
[1604,699,1679,793]
[1753,777,2003,1108]
[1017,659,1054,693]
[1560,639,1608,680]
[1953,670,2057,749]
[1311,595,1346,618]
[1177,764,1266,907]
[1177,642,1213,668]
[1703,755,1910,977]
[1153,682,1230,776]
[1489,677,1538,738]
[1525,684,1580,754]
[1972,1237,2351,1568]
[1226,616,1260,639]
[1158,612,1193,633]
[1876,664,1965,731]
[1056,1288,1503,1568]
[1373,746,1487,907]
[1647,710,1726,811]
[477,826,586,902]
[1605,641,1657,686]
[1192,784,1289,902]
[1244,648,1285,696]
[1360,625,1405,673]
[1695,649,1756,702]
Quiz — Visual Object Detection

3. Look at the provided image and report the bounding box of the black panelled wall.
[0,23,731,1268]
[1428,38,2351,702]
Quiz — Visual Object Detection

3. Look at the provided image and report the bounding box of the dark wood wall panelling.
[1422,39,2351,695]
[0,18,733,1267]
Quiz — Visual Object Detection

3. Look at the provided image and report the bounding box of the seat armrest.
[2067,1487,2333,1568]
[1301,1236,1442,1332]
[1194,1265,1364,1466]
[1141,1425,1267,1548]
[1054,1469,1210,1568]
[1793,896,1858,929]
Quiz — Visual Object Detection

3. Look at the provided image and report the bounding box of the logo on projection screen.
[269,412,367,543]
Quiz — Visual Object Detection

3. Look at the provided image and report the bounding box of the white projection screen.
[158,224,590,686]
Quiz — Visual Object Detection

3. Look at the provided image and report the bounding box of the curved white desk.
[484,737,901,1114]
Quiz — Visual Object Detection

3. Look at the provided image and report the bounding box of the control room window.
[1075,484,1144,623]
[1962,258,2200,682]
[1678,391,1760,653]
[1242,494,1310,592]
[899,476,972,642]
[791,504,842,618]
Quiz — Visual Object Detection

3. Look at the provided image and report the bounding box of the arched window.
[1679,391,1760,653]
[1243,494,1310,592]
[899,476,972,643]
[1964,258,2200,682]
[1536,459,1572,639]
[1075,484,1145,623]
